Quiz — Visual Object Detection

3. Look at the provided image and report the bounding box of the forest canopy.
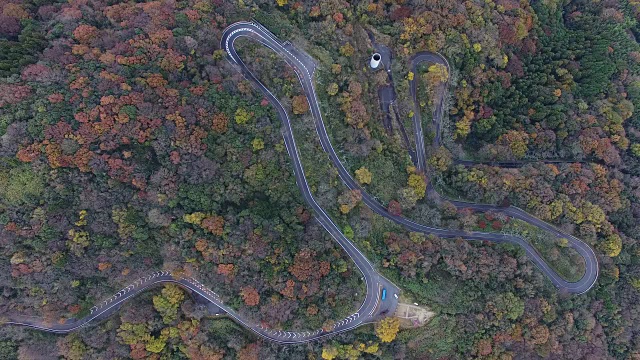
[0,0,639,359]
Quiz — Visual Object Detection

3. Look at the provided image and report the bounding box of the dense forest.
[1,0,640,359]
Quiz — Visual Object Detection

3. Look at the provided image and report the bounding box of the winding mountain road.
[2,21,401,345]
[3,272,371,343]
[228,22,598,293]
[407,52,598,293]
[410,52,451,171]
[3,20,598,344]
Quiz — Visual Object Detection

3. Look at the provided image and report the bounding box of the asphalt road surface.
[407,52,598,294]
[267,24,598,295]
[378,85,394,131]
[3,20,598,344]
[3,21,401,345]
[409,52,451,171]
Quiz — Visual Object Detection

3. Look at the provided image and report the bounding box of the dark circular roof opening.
[373,53,381,61]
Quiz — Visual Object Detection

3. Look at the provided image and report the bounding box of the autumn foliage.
[288,249,330,282]
[375,317,400,343]
[292,95,309,115]
[201,216,224,236]
[72,24,99,44]
[240,287,260,306]
[1,0,639,358]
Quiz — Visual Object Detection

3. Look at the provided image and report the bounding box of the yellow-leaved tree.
[153,284,185,324]
[428,146,453,172]
[426,63,449,84]
[375,317,400,343]
[407,174,426,199]
[355,166,372,185]
[292,95,309,115]
[321,345,339,360]
[601,233,622,257]
[235,108,252,124]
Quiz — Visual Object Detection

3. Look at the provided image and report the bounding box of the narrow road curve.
[408,52,598,293]
[410,52,451,172]
[3,20,598,344]
[3,272,368,343]
[369,32,416,164]
[225,22,598,294]
[2,21,401,344]
[234,21,597,294]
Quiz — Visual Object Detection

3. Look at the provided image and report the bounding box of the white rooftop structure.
[370,53,381,69]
